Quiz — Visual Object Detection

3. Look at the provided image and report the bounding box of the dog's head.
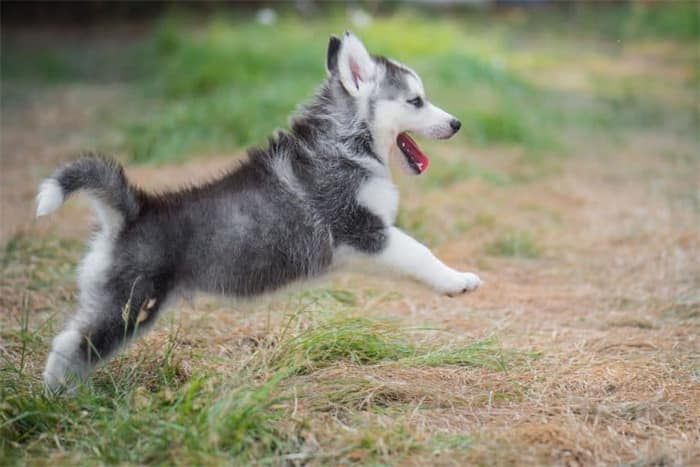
[326,32,461,175]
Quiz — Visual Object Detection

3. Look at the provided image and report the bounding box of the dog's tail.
[36,154,142,231]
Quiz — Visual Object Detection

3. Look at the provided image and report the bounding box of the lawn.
[1,3,699,465]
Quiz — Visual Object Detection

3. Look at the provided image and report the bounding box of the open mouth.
[396,132,430,175]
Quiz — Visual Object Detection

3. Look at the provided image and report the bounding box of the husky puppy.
[37,32,481,389]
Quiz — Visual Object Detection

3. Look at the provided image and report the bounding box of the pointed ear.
[337,32,376,97]
[326,35,341,75]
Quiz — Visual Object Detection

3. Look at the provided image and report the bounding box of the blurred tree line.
[3,1,691,26]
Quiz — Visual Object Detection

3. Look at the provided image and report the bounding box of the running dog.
[37,32,481,389]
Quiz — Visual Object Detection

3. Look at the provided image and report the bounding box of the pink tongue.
[397,133,430,174]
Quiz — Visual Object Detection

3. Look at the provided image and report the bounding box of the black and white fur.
[37,32,481,390]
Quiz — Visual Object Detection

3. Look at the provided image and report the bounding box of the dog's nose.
[450,119,461,132]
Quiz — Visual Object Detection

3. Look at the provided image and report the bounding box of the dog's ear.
[337,32,376,97]
[326,35,341,75]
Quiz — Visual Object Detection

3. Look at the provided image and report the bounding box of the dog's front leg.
[375,227,481,295]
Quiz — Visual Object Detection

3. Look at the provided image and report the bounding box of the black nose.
[450,119,461,132]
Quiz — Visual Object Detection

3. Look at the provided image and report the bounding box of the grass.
[394,206,438,246]
[126,6,697,162]
[2,3,699,465]
[269,317,416,374]
[0,371,292,464]
[430,432,473,455]
[125,17,326,162]
[486,230,542,258]
[0,235,529,464]
[5,5,696,163]
[268,315,517,375]
[1,235,80,292]
[0,298,526,464]
[578,1,699,41]
[0,231,530,464]
[422,158,512,188]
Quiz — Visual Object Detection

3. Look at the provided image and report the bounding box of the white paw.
[43,329,86,394]
[438,272,482,296]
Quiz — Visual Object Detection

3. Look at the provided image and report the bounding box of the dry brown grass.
[3,132,698,465]
[2,21,699,467]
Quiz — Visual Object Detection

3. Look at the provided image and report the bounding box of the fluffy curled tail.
[36,154,142,231]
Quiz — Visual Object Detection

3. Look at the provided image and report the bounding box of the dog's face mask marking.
[326,32,461,175]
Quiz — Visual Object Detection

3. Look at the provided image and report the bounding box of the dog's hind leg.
[43,272,170,391]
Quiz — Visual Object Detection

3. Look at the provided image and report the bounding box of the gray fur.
[40,33,464,388]
[53,156,142,223]
[373,56,412,99]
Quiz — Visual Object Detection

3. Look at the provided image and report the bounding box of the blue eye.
[407,96,424,108]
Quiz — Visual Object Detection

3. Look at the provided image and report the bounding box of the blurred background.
[2,2,699,465]
[1,0,697,242]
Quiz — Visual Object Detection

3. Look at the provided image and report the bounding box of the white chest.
[356,176,399,225]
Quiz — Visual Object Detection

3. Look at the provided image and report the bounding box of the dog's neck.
[291,80,388,175]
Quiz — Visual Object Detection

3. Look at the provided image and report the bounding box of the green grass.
[395,206,438,246]
[1,235,80,292]
[486,230,542,259]
[409,339,511,370]
[501,1,699,42]
[124,10,698,162]
[0,240,530,464]
[0,35,149,84]
[352,425,422,460]
[3,6,697,163]
[455,212,498,234]
[269,317,416,374]
[0,308,529,465]
[268,314,522,376]
[125,17,326,162]
[0,233,530,466]
[430,432,473,455]
[0,372,293,464]
[422,158,512,188]
[580,1,699,41]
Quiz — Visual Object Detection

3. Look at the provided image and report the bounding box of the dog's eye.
[407,97,424,108]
